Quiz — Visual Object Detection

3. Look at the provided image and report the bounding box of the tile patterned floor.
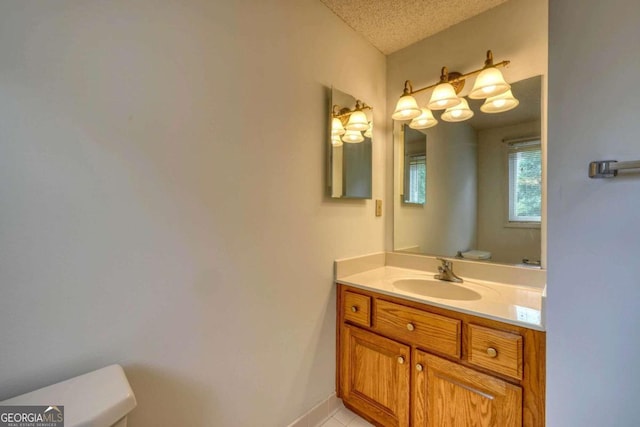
[321,405,374,427]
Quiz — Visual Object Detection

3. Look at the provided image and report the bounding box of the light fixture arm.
[402,80,414,96]
[400,50,510,96]
[332,100,373,119]
[354,99,371,111]
[484,49,495,67]
[439,66,450,83]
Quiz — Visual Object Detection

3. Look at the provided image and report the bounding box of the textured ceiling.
[319,0,509,54]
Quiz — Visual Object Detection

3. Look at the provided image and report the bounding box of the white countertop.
[337,266,545,331]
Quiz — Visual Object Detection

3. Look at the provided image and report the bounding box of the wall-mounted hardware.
[391,50,518,129]
[375,200,382,216]
[588,160,640,178]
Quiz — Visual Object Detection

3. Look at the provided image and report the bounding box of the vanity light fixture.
[391,87,422,120]
[427,68,462,110]
[346,109,369,132]
[331,117,346,136]
[480,89,519,113]
[333,100,373,143]
[468,51,511,99]
[363,121,373,138]
[392,50,516,127]
[441,98,474,122]
[342,129,365,143]
[409,108,438,130]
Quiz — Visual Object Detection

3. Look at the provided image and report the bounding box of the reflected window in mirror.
[507,138,541,225]
[403,125,426,205]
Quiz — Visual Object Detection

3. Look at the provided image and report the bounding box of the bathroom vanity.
[335,254,545,427]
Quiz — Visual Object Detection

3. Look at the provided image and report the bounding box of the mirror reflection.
[328,87,373,199]
[402,133,426,205]
[394,76,542,266]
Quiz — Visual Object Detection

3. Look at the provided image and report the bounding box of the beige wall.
[387,0,548,258]
[0,1,386,426]
[477,121,542,264]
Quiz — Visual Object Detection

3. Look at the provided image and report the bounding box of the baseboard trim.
[286,392,340,427]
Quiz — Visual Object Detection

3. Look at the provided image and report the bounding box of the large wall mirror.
[328,87,373,199]
[394,75,543,266]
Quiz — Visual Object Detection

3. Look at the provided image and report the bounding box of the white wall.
[477,121,542,264]
[0,1,386,426]
[386,0,548,256]
[547,0,640,425]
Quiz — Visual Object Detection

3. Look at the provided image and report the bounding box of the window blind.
[508,140,541,222]
[407,154,426,204]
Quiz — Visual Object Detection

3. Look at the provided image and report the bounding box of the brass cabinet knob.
[486,347,498,358]
[351,306,358,313]
[416,363,424,372]
[397,356,405,365]
[406,323,415,331]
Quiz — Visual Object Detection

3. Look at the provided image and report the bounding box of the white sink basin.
[392,278,482,301]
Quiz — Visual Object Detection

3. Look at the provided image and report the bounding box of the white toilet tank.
[0,365,137,427]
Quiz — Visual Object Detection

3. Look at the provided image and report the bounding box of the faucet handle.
[434,257,463,283]
[436,257,452,268]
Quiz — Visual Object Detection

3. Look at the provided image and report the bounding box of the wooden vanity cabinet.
[413,350,522,427]
[341,325,410,427]
[337,284,545,427]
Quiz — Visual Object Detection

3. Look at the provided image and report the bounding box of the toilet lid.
[461,250,492,260]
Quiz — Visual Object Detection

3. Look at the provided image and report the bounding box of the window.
[404,153,426,204]
[507,140,541,223]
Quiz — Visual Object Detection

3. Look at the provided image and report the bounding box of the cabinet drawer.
[467,324,523,380]
[375,300,461,358]
[343,291,371,327]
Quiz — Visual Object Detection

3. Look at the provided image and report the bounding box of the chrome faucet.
[435,257,463,283]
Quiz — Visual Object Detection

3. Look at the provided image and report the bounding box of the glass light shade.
[342,129,364,143]
[363,122,373,138]
[469,67,510,99]
[427,83,462,110]
[346,110,369,131]
[391,95,421,120]
[331,117,345,136]
[331,135,343,147]
[441,98,474,122]
[480,89,519,113]
[409,108,438,130]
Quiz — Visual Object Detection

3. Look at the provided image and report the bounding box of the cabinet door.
[413,349,522,427]
[341,325,410,427]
